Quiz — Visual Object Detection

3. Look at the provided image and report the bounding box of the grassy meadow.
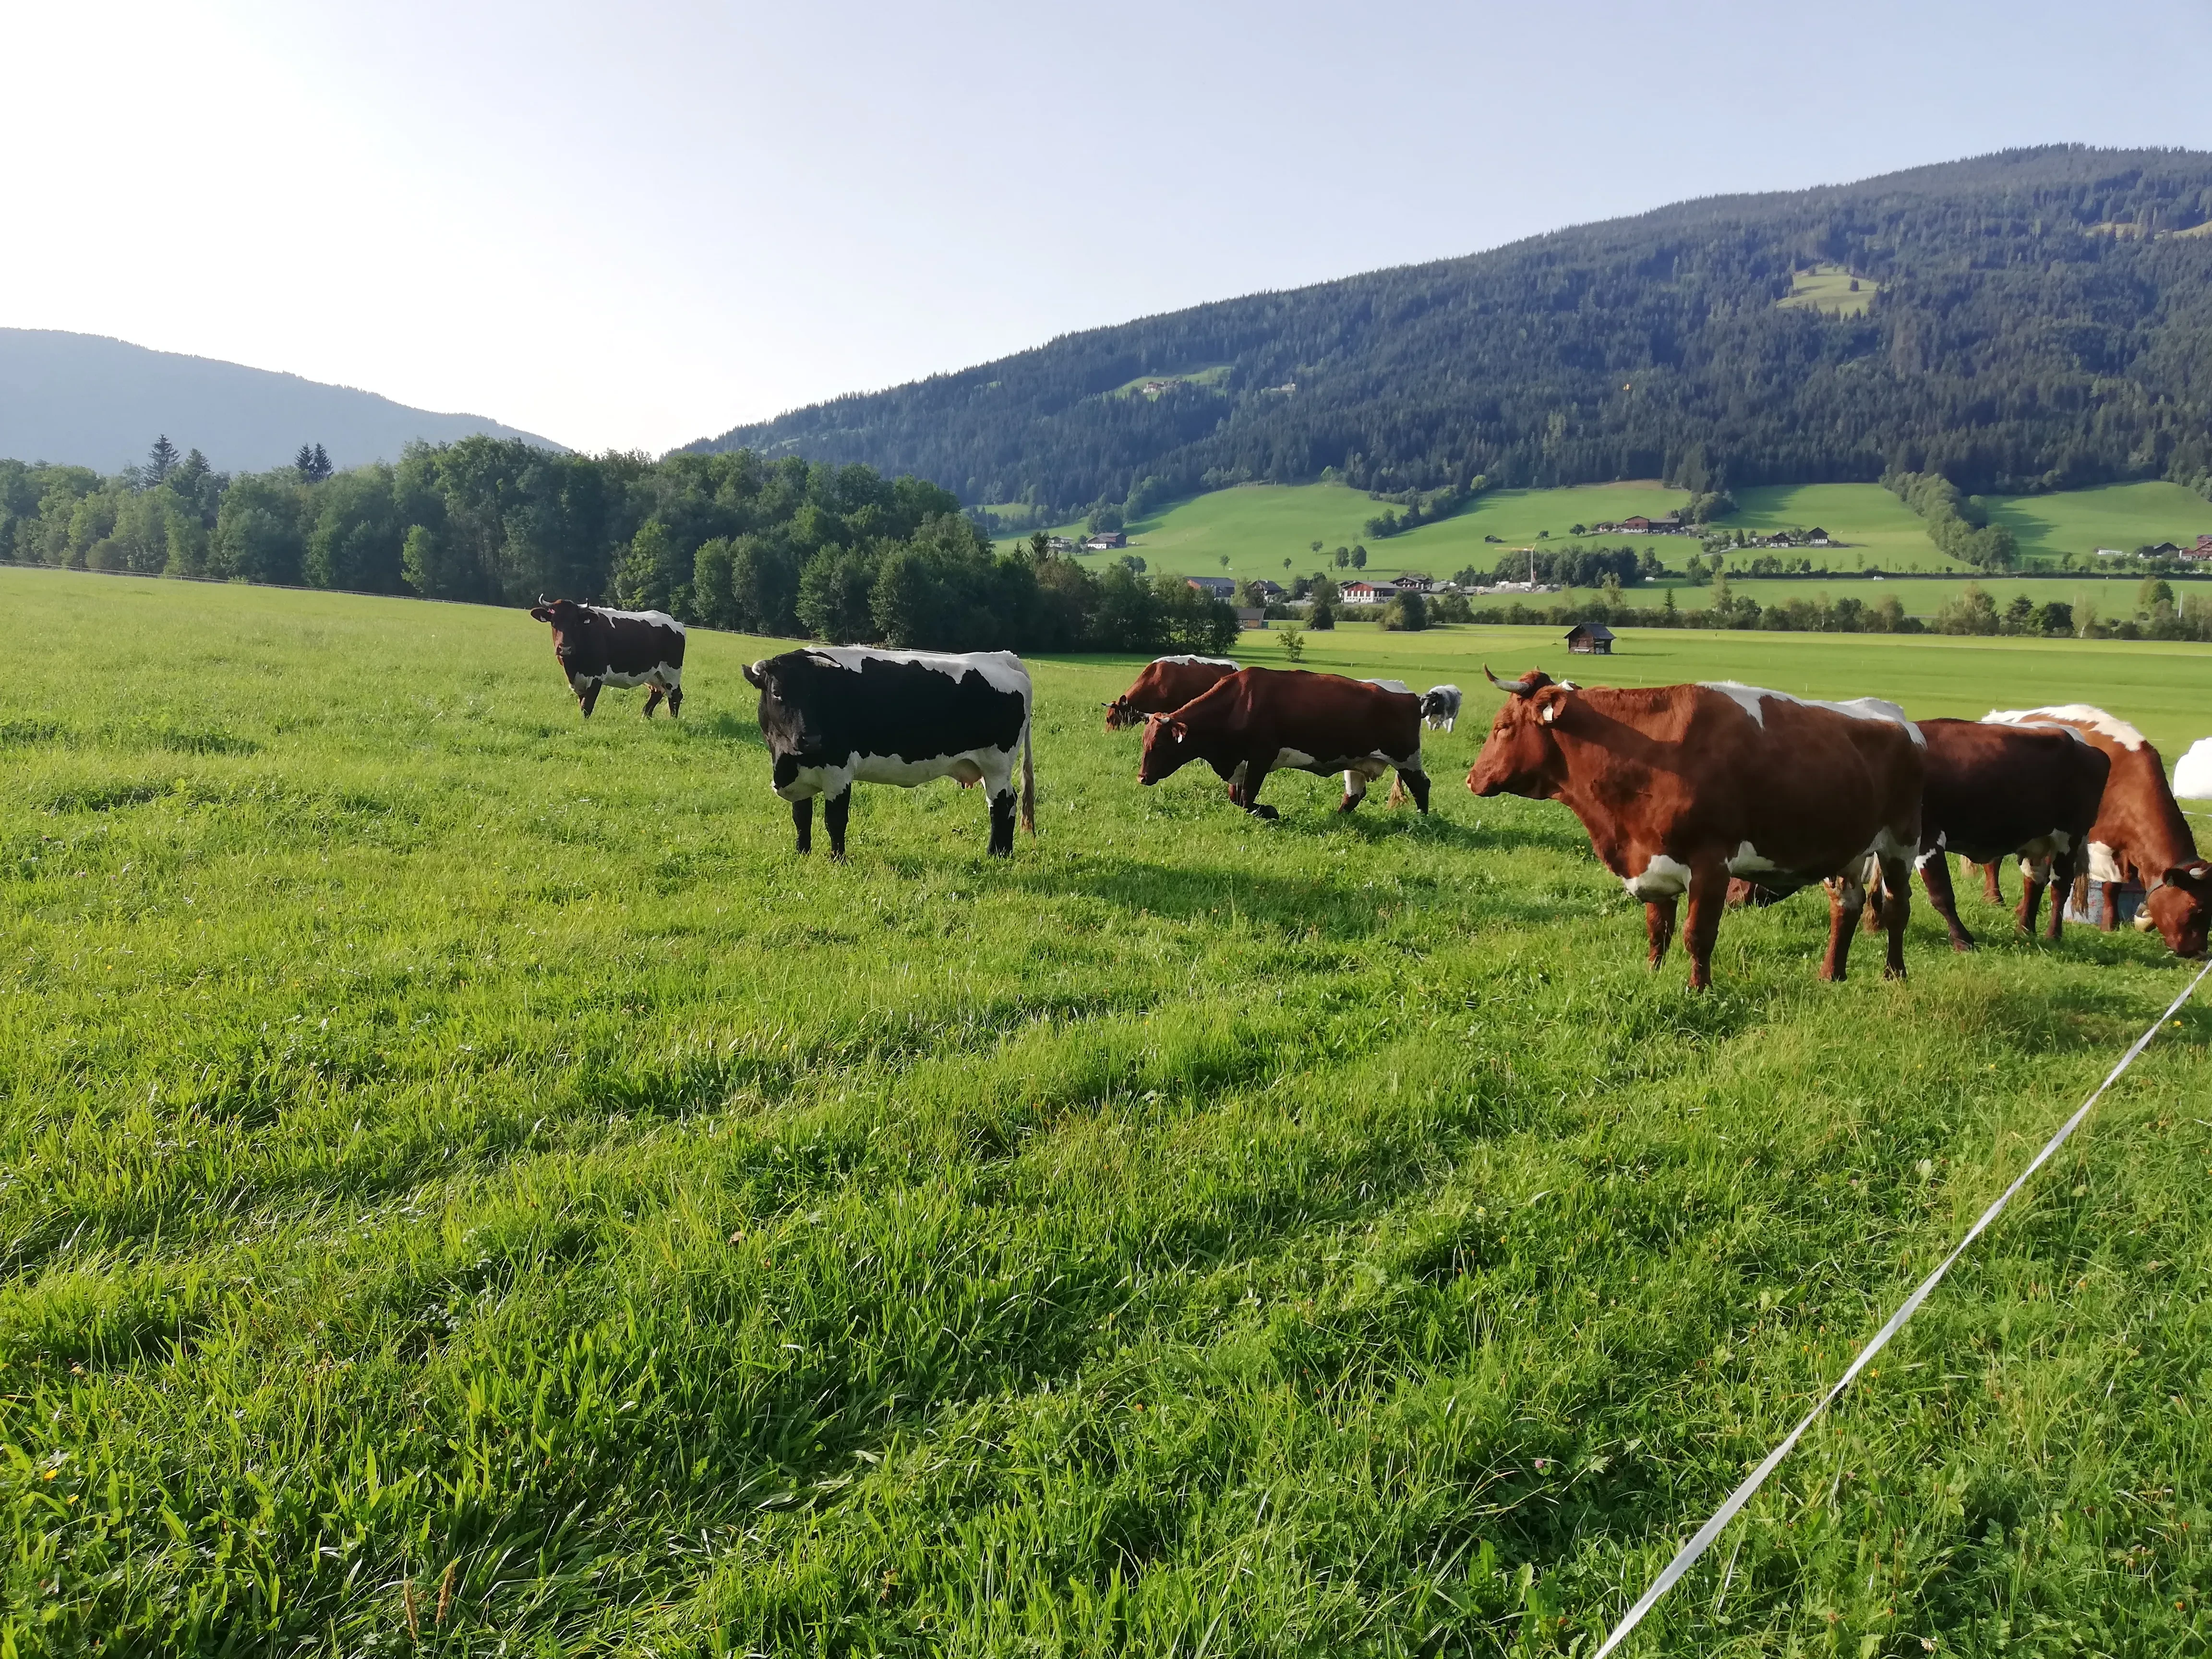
[2,567,2211,1654]
[1017,480,2212,608]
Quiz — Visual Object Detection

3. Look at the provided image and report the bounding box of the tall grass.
[0,568,2205,1655]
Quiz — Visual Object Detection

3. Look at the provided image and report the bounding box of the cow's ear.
[742,661,766,689]
[529,605,554,622]
[1168,721,1189,743]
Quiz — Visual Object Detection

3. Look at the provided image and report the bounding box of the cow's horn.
[1483,664,1539,697]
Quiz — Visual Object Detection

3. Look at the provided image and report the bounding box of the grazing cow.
[529,598,686,717]
[743,648,1035,859]
[1138,667,1431,818]
[1421,684,1464,732]
[1878,719,2110,950]
[1983,705,2209,956]
[1104,656,1238,729]
[1467,670,1923,988]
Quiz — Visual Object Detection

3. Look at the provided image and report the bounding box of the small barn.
[1565,622,1615,655]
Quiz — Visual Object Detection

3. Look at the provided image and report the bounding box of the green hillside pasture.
[1987,480,2212,563]
[1605,572,2210,622]
[1774,264,1881,317]
[2,567,2210,1653]
[1014,480,2212,588]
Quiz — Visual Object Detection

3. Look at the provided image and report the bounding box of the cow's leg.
[792,796,813,855]
[1239,762,1278,820]
[1820,861,1870,983]
[1979,859,2003,905]
[2098,880,2120,933]
[1917,850,1976,952]
[666,682,683,718]
[1396,768,1432,814]
[643,686,665,718]
[987,787,1018,855]
[1337,769,1368,813]
[2046,847,2076,941]
[578,682,602,718]
[825,787,852,861]
[1644,897,1677,969]
[1879,854,1911,979]
[1682,859,1727,991]
[2016,855,2052,936]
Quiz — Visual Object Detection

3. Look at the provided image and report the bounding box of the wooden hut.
[1564,622,1615,655]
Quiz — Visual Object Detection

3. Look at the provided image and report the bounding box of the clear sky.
[8,0,2211,457]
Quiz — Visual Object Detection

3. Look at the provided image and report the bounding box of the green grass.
[1775,265,1881,318]
[3,567,2211,1654]
[1011,480,2212,596]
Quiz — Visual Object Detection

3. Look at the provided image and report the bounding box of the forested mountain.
[0,330,560,473]
[684,147,2212,515]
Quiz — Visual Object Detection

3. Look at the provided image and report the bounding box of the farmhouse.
[1083,531,1127,550]
[1392,572,1435,592]
[1235,607,1269,630]
[1187,576,1237,598]
[1338,580,1399,605]
[1248,578,1286,600]
[1565,622,1616,655]
[1046,536,1075,553]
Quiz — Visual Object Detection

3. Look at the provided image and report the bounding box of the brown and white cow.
[1137,667,1431,817]
[529,598,686,717]
[1104,656,1239,730]
[1884,719,2111,950]
[1983,705,2209,956]
[1467,671,1923,989]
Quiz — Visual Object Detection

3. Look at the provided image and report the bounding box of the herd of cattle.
[531,601,2210,989]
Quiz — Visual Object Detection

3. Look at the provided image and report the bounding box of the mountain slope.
[0,329,563,473]
[685,146,2212,511]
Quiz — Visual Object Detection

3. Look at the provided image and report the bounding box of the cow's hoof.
[1249,805,1280,820]
[1883,965,1907,980]
[1949,938,1977,953]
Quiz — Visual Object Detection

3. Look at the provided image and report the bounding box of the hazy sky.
[8,1,2212,456]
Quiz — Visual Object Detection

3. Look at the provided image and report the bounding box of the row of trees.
[0,439,1236,656]
[1883,469,2019,570]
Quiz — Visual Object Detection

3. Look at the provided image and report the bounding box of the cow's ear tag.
[1169,721,1189,742]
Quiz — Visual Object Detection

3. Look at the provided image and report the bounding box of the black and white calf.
[529,598,686,717]
[1420,685,1463,732]
[743,648,1036,858]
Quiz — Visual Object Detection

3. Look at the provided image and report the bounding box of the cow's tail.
[1020,695,1036,836]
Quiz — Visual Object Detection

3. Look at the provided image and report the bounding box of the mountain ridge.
[0,328,563,474]
[683,144,2212,514]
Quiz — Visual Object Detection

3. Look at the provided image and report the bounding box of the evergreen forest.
[687,147,2212,519]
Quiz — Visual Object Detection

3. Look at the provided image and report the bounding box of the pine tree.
[296,444,333,483]
[145,434,180,485]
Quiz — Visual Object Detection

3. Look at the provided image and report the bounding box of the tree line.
[0,438,1235,656]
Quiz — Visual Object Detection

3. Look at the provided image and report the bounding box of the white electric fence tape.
[1590,956,2212,1659]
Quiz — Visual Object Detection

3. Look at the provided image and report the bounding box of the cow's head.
[1137,713,1197,785]
[529,597,591,661]
[2141,860,2211,958]
[1103,696,1139,731]
[1467,667,1571,798]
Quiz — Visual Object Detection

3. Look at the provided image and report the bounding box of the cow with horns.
[1103,656,1239,730]
[1467,668,1923,988]
[743,647,1035,859]
[529,598,686,717]
[1983,704,2210,957]
[1137,666,1431,817]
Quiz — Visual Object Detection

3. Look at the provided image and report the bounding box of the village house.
[1186,576,1237,598]
[1392,572,1435,592]
[1247,578,1286,600]
[1338,580,1399,605]
[1235,607,1269,630]
[1082,531,1127,551]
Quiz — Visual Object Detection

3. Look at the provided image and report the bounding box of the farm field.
[1017,479,2212,589]
[2,567,2210,1653]
[1599,572,2209,620]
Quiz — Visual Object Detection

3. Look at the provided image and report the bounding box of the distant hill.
[684,145,2212,513]
[0,329,563,473]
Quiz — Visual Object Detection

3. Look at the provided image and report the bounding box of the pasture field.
[1590,571,2208,620]
[1015,480,2212,592]
[2,567,2211,1655]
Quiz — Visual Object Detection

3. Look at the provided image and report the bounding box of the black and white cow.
[1421,684,1463,732]
[529,598,686,717]
[742,647,1036,858]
